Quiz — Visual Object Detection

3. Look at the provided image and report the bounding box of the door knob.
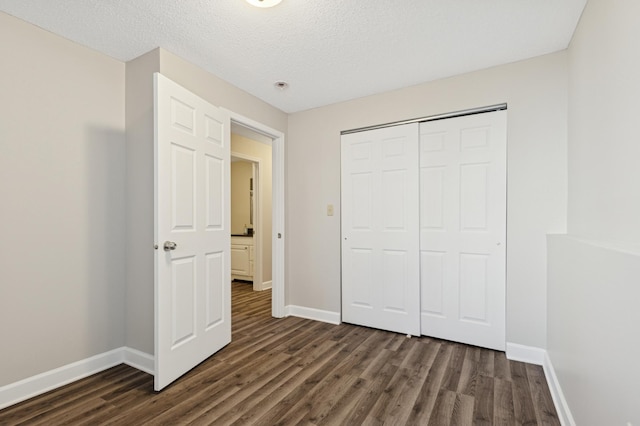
[163,241,177,251]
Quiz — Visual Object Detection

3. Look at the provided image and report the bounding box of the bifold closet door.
[341,124,420,336]
[419,111,507,351]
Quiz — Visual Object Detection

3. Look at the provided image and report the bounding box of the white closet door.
[419,111,506,350]
[341,124,420,336]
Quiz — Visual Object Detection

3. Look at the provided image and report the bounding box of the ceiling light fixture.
[274,81,289,90]
[246,0,282,8]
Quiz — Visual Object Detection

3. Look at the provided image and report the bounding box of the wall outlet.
[327,204,334,216]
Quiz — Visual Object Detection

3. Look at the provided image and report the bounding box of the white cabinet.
[231,236,254,281]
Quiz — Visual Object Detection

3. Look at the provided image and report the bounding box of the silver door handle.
[163,241,177,251]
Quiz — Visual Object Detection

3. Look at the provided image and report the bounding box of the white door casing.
[341,124,421,336]
[419,110,507,350]
[225,111,286,318]
[154,73,231,391]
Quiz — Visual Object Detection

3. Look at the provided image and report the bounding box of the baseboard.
[0,347,154,410]
[506,342,546,365]
[261,280,272,291]
[285,305,341,325]
[543,351,576,426]
[505,343,575,426]
[122,347,155,375]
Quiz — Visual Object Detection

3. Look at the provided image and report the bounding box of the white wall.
[0,12,126,386]
[567,0,640,244]
[548,236,640,425]
[547,0,640,424]
[287,52,568,348]
[231,161,253,235]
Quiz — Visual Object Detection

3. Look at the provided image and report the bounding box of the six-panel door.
[341,124,421,336]
[341,110,506,350]
[419,111,507,350]
[154,73,231,391]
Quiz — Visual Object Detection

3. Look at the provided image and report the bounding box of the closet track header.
[341,103,507,135]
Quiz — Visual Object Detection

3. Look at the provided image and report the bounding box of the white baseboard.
[506,342,546,365]
[122,347,155,375]
[285,305,341,325]
[543,351,576,426]
[261,280,272,291]
[0,347,154,410]
[505,343,575,426]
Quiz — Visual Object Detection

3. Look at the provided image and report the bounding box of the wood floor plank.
[274,329,390,424]
[450,392,475,426]
[526,363,561,425]
[402,343,453,425]
[148,352,296,425]
[195,362,304,425]
[0,364,137,424]
[337,353,398,425]
[363,341,441,425]
[494,350,512,381]
[494,377,516,425]
[248,344,354,424]
[441,342,467,392]
[478,348,495,377]
[309,349,397,425]
[427,389,457,426]
[472,374,495,425]
[229,340,347,426]
[457,347,480,397]
[511,361,539,425]
[0,282,561,425]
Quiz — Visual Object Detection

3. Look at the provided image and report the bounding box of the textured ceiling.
[0,0,587,113]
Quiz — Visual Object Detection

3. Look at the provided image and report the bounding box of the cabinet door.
[231,245,250,276]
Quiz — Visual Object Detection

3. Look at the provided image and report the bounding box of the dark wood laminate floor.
[0,282,559,425]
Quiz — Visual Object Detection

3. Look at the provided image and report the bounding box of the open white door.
[419,110,507,350]
[154,73,231,391]
[341,124,421,336]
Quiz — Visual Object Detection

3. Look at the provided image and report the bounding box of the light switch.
[327,204,334,216]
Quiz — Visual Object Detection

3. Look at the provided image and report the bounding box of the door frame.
[223,109,286,318]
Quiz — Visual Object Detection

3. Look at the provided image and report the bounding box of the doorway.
[226,112,285,318]
[230,137,271,293]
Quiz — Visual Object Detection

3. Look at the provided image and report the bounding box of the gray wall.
[287,52,568,349]
[547,0,640,424]
[0,12,126,385]
[124,49,161,355]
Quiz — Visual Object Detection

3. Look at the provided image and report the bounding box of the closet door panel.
[341,124,420,335]
[419,110,506,351]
